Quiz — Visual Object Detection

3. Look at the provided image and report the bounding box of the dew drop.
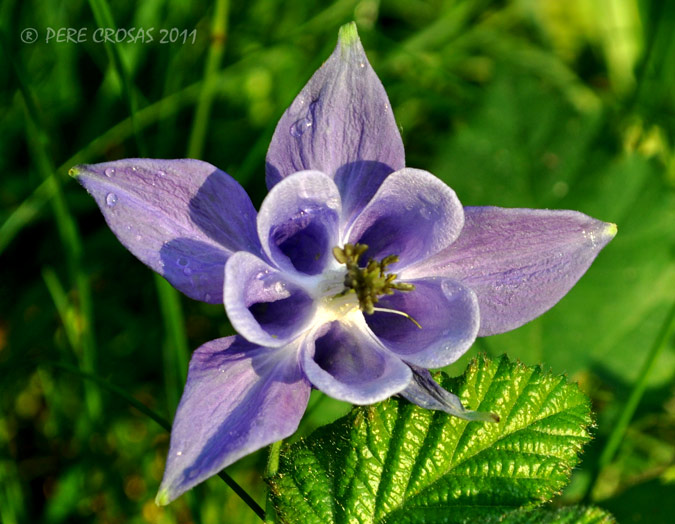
[290,117,312,137]
[183,267,192,276]
[135,234,142,241]
[105,193,118,207]
[359,62,365,68]
[177,257,189,267]
[419,206,433,220]
[104,168,115,177]
[131,166,138,172]
[176,451,183,456]
[157,170,166,177]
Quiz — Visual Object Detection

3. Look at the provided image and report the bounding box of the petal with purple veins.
[403,207,617,336]
[71,159,260,303]
[265,23,404,222]
[224,251,316,347]
[156,336,310,505]
[347,168,464,269]
[257,170,341,276]
[365,277,479,368]
[300,317,411,404]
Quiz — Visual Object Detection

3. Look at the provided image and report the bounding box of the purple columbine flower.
[71,23,616,504]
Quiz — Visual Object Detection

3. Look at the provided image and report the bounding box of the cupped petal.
[156,336,310,505]
[71,158,260,303]
[265,23,404,222]
[365,277,479,368]
[401,366,499,422]
[403,207,617,336]
[257,170,341,276]
[300,315,411,404]
[224,252,316,347]
[347,168,464,269]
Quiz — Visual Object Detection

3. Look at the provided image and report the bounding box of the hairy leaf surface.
[267,354,595,523]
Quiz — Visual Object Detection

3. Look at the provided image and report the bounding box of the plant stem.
[264,440,283,523]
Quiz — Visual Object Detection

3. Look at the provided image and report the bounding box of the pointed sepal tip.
[460,409,500,423]
[338,22,359,51]
[155,489,170,506]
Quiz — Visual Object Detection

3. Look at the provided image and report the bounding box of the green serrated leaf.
[486,505,616,524]
[267,354,594,524]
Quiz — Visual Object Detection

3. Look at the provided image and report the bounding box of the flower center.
[331,243,421,328]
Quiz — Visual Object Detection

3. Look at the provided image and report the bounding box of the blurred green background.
[1,0,674,522]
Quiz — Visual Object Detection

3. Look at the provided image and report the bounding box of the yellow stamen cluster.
[332,243,415,315]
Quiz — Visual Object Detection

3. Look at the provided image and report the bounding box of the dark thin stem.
[218,470,266,521]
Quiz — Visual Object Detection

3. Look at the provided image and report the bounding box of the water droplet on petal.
[183,267,192,276]
[177,257,188,267]
[204,293,212,302]
[105,193,118,207]
[135,234,142,241]
[104,168,115,177]
[157,170,166,177]
[359,62,365,68]
[131,166,138,172]
[290,117,312,137]
[176,451,182,456]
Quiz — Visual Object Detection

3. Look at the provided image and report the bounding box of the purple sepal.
[404,207,617,335]
[156,336,310,505]
[265,23,404,223]
[72,159,261,304]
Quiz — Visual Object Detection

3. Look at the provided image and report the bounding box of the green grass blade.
[586,297,675,499]
[87,0,147,155]
[187,0,230,159]
[154,274,190,413]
